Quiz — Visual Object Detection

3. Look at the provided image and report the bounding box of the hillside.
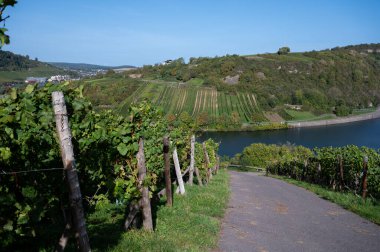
[77,43,380,130]
[0,50,69,83]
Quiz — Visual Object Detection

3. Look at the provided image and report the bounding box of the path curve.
[218,171,380,252]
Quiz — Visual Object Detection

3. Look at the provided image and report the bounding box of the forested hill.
[0,51,69,83]
[133,43,380,111]
[0,50,51,71]
[79,43,380,130]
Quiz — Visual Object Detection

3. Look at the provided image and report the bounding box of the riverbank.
[288,107,380,128]
[199,108,380,132]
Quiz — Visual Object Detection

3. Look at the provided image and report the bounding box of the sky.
[3,0,380,66]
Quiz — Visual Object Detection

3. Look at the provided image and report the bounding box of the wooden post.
[362,156,368,199]
[55,209,72,252]
[338,156,344,190]
[195,166,203,186]
[52,91,91,252]
[124,201,140,230]
[137,138,153,231]
[302,160,307,180]
[163,136,172,206]
[202,142,211,183]
[215,156,220,174]
[188,135,195,185]
[173,147,185,195]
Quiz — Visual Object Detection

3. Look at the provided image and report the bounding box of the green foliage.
[277,46,290,55]
[0,0,17,48]
[237,143,380,199]
[194,139,219,182]
[335,104,352,116]
[0,51,42,71]
[0,83,220,249]
[238,143,312,168]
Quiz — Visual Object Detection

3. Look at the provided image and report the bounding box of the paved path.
[218,171,380,252]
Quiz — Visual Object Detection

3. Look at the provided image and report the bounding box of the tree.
[292,89,303,104]
[179,111,192,125]
[0,0,17,48]
[166,113,176,124]
[196,111,209,127]
[231,111,241,126]
[105,69,115,76]
[277,46,290,55]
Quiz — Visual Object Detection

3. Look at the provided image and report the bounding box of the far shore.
[288,107,380,128]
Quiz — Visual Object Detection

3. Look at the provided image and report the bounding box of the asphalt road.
[218,171,380,252]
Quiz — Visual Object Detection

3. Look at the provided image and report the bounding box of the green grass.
[186,78,204,86]
[228,166,265,173]
[285,109,316,121]
[285,109,337,122]
[352,107,377,115]
[86,169,230,252]
[271,175,380,225]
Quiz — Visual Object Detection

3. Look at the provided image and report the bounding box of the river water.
[198,118,380,157]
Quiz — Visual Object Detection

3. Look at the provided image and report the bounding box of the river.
[198,118,380,157]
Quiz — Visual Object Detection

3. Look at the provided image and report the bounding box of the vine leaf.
[25,85,35,94]
[117,143,128,156]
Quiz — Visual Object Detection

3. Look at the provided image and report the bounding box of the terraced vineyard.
[107,80,262,123]
[81,76,265,125]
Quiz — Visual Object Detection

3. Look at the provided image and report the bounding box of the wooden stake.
[195,166,203,186]
[55,209,72,252]
[338,156,344,190]
[173,148,185,195]
[216,156,220,174]
[188,135,195,185]
[163,136,172,206]
[137,138,153,231]
[362,156,368,199]
[202,142,211,183]
[52,91,91,252]
[124,201,140,230]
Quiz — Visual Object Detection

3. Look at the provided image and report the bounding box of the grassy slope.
[271,175,380,225]
[86,169,230,252]
[0,65,68,82]
[284,109,336,122]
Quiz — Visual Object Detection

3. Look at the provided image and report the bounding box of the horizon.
[3,0,380,66]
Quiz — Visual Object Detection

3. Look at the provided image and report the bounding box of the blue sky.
[3,0,380,66]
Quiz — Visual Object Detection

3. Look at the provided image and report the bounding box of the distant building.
[114,67,135,73]
[25,77,47,86]
[161,59,173,65]
[48,75,71,83]
[285,104,302,110]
